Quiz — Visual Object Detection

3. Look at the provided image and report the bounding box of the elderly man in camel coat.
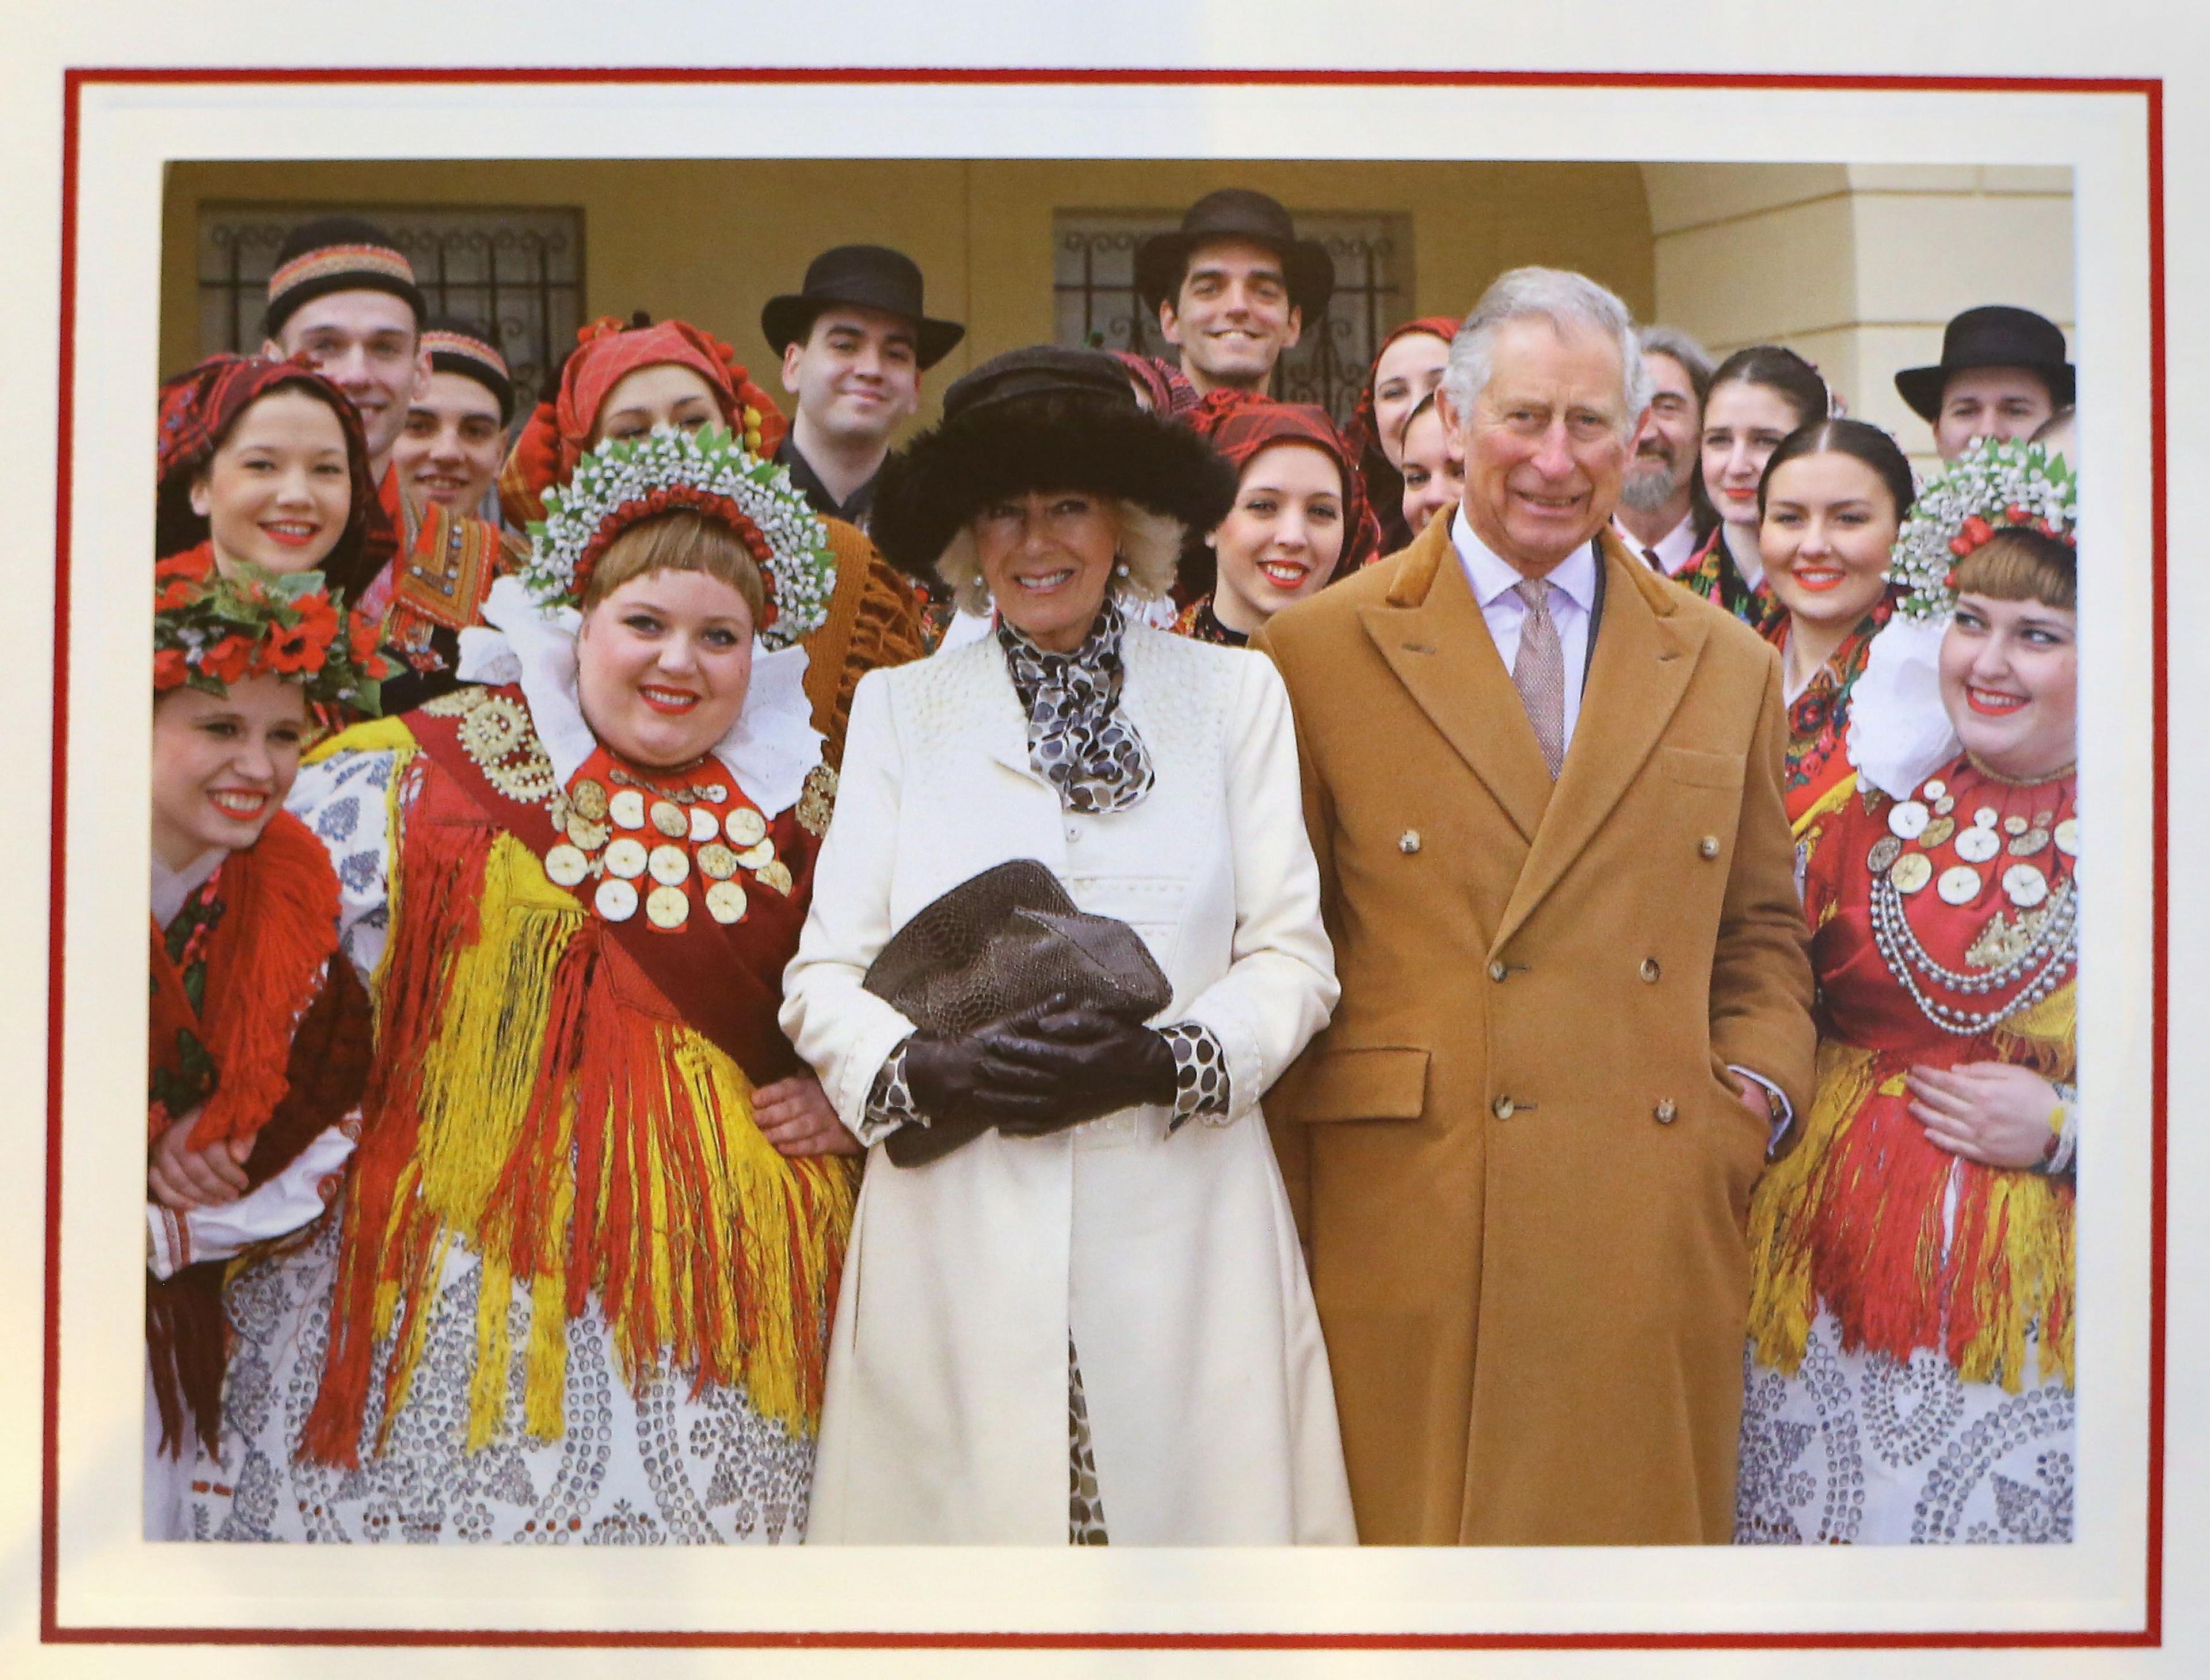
[1254,268,1816,1546]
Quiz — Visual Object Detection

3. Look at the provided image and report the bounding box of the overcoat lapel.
[970,639,1054,788]
[1490,542,1707,953]
[1359,524,1553,844]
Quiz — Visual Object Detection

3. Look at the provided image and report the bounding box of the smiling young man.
[1895,304,2075,463]
[760,245,965,529]
[1134,189,1335,398]
[1254,267,1816,1546]
[391,314,514,519]
[260,218,513,700]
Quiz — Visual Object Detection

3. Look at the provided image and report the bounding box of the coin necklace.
[1862,768,2078,1034]
[543,747,797,928]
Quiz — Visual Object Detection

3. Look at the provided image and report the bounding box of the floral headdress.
[522,424,836,650]
[1889,437,2078,621]
[154,549,384,713]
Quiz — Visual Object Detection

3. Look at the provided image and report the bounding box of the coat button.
[1399,829,1422,854]
[1488,960,1508,982]
[1492,1094,1515,1120]
[1698,836,1721,859]
[1639,957,1661,982]
[1654,1099,1677,1125]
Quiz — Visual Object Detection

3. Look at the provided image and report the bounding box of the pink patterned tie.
[1511,577,1565,778]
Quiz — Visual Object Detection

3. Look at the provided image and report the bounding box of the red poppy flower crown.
[154,548,386,712]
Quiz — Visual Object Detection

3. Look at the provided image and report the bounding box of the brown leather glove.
[973,999,1178,1136]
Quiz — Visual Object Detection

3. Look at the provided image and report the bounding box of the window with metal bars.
[1052,208,1408,427]
[197,204,585,416]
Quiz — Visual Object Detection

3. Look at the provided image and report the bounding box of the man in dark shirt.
[761,245,965,528]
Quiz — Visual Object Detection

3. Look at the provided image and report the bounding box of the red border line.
[2142,66,2169,1655]
[60,66,2158,93]
[46,64,2165,1652]
[39,60,81,1653]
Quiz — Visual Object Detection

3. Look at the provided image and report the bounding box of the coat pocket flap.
[1286,1045,1430,1123]
[1659,745,1746,788]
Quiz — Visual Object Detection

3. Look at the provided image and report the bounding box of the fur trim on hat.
[870,391,1236,588]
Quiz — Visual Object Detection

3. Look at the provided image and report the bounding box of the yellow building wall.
[1644,163,2075,473]
[161,157,1655,433]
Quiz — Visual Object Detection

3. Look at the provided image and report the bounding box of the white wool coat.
[782,623,1354,1544]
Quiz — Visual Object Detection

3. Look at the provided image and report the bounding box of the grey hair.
[1637,323,1716,406]
[1441,266,1651,440]
[937,497,1184,616]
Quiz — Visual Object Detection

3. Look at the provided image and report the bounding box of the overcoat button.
[1639,957,1661,982]
[1492,1095,1515,1121]
[1654,1099,1677,1125]
[1488,960,1508,982]
[1698,836,1721,859]
[1399,829,1422,854]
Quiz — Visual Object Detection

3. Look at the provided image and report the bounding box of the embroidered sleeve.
[286,748,400,984]
[145,1124,359,1282]
[1161,1021,1233,1133]
[858,1037,927,1146]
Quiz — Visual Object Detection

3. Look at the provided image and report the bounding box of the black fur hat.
[871,346,1237,585]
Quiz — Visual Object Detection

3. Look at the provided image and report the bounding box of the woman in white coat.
[782,347,1355,1545]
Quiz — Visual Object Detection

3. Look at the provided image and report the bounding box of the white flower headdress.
[1888,437,2077,622]
[522,424,836,650]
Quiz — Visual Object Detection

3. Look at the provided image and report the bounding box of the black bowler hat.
[1895,306,2075,421]
[262,214,426,340]
[420,314,515,425]
[760,245,966,370]
[1133,188,1335,321]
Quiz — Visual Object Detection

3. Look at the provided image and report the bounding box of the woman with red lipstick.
[1737,439,2079,1545]
[155,353,395,609]
[144,555,382,1538]
[1679,345,1830,624]
[502,313,927,763]
[186,425,860,1544]
[1175,393,1369,647]
[1754,418,1916,823]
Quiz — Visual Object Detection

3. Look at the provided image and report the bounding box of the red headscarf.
[1344,314,1461,468]
[1186,389,1377,582]
[500,315,790,527]
[1109,351,1201,421]
[154,353,397,608]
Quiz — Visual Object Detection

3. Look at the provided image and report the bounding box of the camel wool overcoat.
[1253,517,1816,1545]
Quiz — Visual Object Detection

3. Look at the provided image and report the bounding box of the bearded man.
[1611,324,1712,576]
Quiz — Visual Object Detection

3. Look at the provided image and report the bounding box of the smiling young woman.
[180,427,866,1546]
[1176,393,1370,647]
[143,554,382,1540]
[155,354,395,611]
[1754,418,1918,821]
[500,313,927,765]
[1739,439,2079,1548]
[1677,345,1829,624]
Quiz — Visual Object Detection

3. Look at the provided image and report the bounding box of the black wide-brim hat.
[761,243,966,370]
[1133,188,1335,321]
[1895,304,2075,421]
[870,345,1238,583]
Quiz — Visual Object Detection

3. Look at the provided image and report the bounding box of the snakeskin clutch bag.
[863,858,1172,1165]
